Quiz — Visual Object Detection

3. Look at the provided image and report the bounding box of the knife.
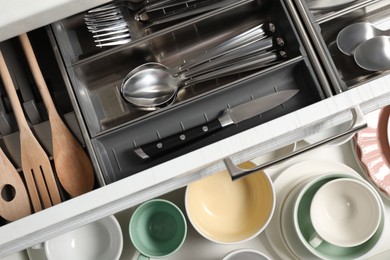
[134,89,299,159]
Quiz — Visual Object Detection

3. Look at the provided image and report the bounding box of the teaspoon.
[336,22,389,55]
[354,36,390,71]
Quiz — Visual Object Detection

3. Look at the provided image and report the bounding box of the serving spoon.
[354,36,390,71]
[19,34,95,197]
[336,22,389,55]
[121,23,285,110]
[0,146,31,221]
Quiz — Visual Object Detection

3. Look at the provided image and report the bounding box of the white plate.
[264,159,362,260]
[303,121,354,147]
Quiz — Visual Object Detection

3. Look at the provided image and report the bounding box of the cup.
[185,161,275,244]
[291,175,384,259]
[309,178,381,248]
[223,249,271,260]
[129,199,187,259]
[35,215,123,260]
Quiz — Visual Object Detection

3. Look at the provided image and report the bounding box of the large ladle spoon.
[354,36,390,71]
[336,22,389,56]
[121,23,286,110]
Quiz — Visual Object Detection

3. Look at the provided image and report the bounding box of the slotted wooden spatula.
[19,33,94,197]
[0,49,61,212]
[0,147,31,221]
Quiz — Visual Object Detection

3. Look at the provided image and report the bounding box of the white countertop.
[0,0,110,42]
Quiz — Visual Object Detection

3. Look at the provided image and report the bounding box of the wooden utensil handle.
[0,51,31,131]
[19,34,57,115]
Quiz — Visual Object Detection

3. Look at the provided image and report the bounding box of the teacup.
[291,174,384,259]
[31,215,123,260]
[223,249,270,260]
[185,161,275,244]
[309,178,381,248]
[129,199,187,259]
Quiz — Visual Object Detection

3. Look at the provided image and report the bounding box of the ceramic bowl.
[185,161,275,244]
[44,215,123,260]
[281,173,384,260]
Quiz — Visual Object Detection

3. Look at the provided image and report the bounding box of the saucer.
[355,106,390,198]
[264,159,363,259]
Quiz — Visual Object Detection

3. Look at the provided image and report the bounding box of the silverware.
[85,0,235,47]
[134,89,300,159]
[121,23,285,110]
[354,36,390,71]
[336,22,389,56]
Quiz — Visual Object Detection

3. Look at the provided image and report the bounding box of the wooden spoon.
[0,49,61,212]
[19,33,94,197]
[0,147,31,221]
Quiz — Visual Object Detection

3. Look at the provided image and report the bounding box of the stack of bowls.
[280,173,385,259]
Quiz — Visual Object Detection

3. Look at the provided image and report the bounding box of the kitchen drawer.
[291,0,390,92]
[1,0,390,258]
[51,0,327,184]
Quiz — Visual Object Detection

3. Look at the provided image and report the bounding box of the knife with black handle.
[134,89,299,159]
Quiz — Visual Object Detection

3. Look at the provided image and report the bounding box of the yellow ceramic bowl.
[185,162,275,244]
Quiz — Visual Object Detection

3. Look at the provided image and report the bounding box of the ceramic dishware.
[223,249,271,260]
[355,106,390,198]
[129,199,187,259]
[33,215,123,260]
[281,173,356,259]
[185,161,275,244]
[310,178,381,248]
[289,174,384,259]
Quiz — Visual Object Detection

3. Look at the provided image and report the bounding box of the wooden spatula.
[0,147,31,221]
[0,49,61,212]
[19,33,94,197]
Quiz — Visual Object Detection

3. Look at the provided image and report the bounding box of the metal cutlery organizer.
[0,0,387,224]
[49,0,329,184]
[292,0,390,91]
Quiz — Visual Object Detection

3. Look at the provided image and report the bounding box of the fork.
[0,49,61,212]
[85,0,235,47]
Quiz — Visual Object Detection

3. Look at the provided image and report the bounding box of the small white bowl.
[44,215,123,260]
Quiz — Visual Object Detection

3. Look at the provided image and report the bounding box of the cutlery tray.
[295,0,390,91]
[48,0,328,184]
[0,29,99,226]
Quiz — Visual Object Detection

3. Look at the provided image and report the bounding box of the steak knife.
[134,89,299,159]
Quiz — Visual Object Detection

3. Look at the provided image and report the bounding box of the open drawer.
[50,0,327,184]
[1,0,390,258]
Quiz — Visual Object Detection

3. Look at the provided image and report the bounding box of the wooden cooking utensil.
[19,33,94,197]
[0,147,31,221]
[0,49,61,212]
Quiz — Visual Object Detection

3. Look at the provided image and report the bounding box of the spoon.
[336,22,389,56]
[354,36,390,71]
[0,147,31,221]
[121,23,285,110]
[307,0,357,10]
[19,34,95,197]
